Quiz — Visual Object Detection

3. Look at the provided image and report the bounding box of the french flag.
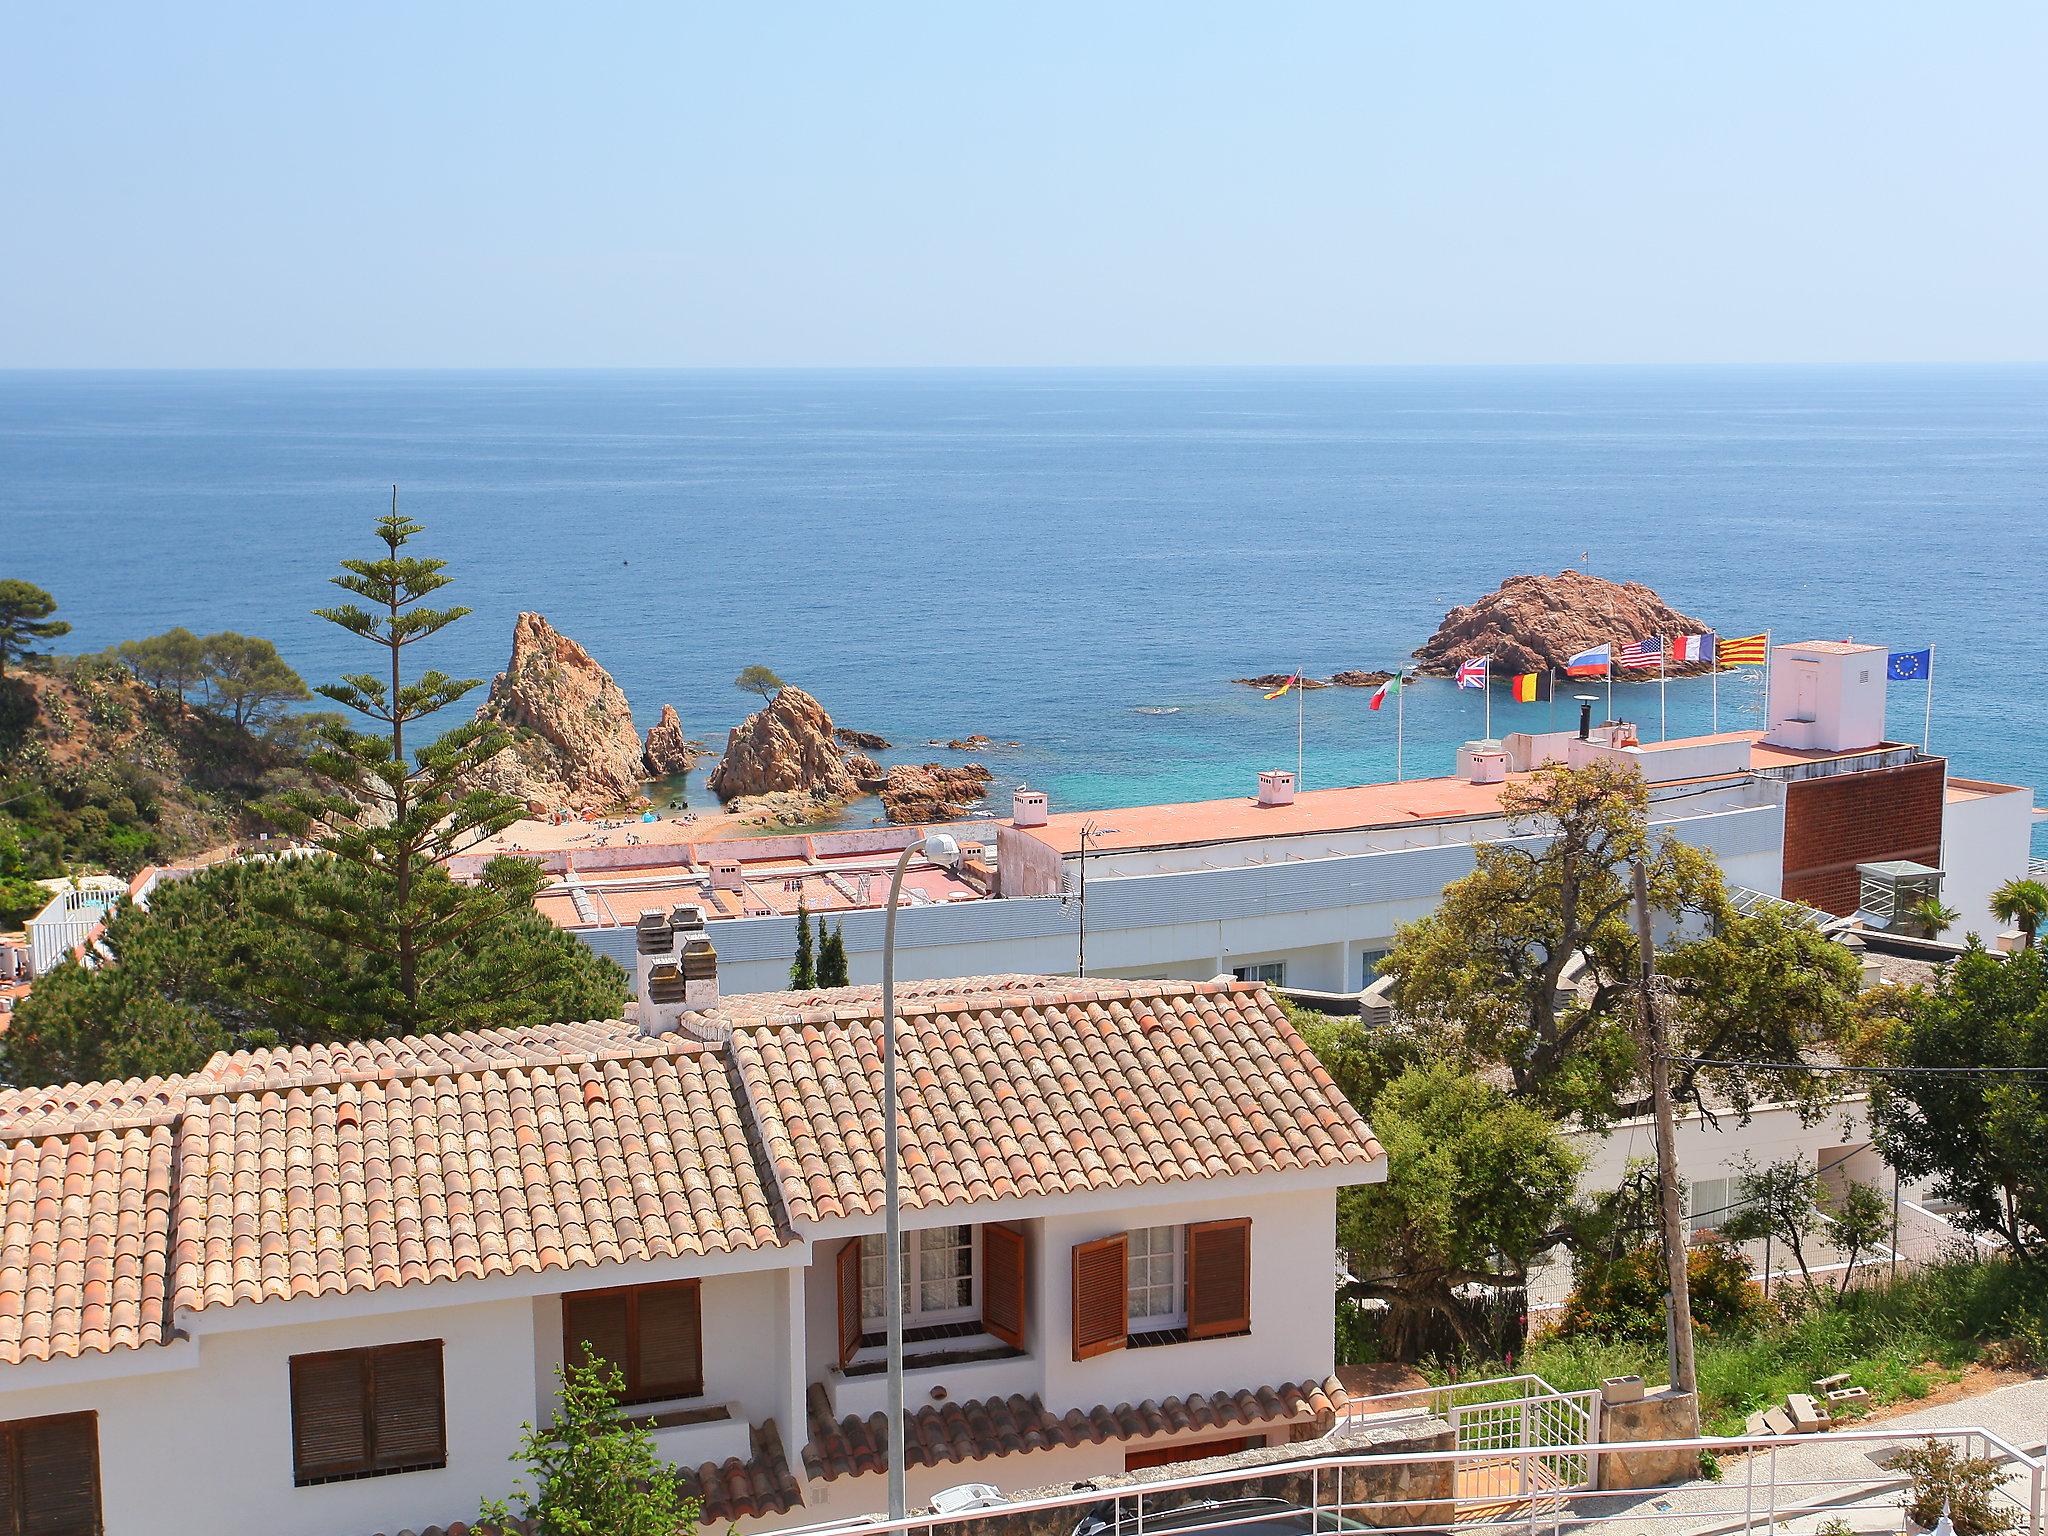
[1672,634,1716,664]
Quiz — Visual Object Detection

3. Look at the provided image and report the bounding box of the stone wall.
[1596,1384,1701,1491]
[969,1416,1456,1536]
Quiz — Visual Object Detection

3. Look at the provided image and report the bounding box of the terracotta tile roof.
[709,977,1383,1222]
[803,1378,1346,1480]
[369,1419,802,1531]
[169,1043,782,1317]
[0,1121,174,1364]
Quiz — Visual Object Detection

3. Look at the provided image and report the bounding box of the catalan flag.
[1263,673,1300,699]
[1719,633,1768,666]
[1511,670,1551,703]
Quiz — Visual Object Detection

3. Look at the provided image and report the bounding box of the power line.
[1673,1055,2048,1078]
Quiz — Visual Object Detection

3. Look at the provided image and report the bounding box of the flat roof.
[532,848,986,930]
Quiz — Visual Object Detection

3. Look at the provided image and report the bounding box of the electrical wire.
[1670,1055,2048,1078]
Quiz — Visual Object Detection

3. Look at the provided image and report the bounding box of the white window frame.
[1126,1224,1186,1331]
[1231,962,1285,986]
[860,1225,979,1331]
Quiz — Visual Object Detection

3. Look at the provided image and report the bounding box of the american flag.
[1456,658,1489,689]
[1618,637,1664,670]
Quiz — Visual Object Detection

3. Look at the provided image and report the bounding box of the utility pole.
[1635,859,1700,1408]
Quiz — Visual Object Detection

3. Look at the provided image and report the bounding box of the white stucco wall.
[1942,781,2034,944]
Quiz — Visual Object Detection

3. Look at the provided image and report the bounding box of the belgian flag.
[1511,669,1552,703]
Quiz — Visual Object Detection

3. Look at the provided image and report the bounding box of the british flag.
[1618,637,1663,670]
[1456,658,1489,689]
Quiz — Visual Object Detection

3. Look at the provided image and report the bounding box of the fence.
[1338,1374,1602,1515]
[773,1420,2047,1536]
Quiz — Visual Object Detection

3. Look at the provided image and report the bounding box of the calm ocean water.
[3,368,2043,852]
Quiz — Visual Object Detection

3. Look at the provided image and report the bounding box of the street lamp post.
[880,830,961,1520]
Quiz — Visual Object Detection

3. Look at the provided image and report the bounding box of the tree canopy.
[1865,945,2048,1267]
[0,581,69,676]
[0,855,627,1087]
[734,664,785,701]
[1992,879,2048,950]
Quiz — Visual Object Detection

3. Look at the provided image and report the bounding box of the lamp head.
[920,832,962,871]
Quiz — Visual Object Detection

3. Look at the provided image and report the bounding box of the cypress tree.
[790,897,816,989]
[818,921,850,988]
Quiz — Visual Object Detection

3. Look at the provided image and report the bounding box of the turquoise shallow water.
[2,366,2043,851]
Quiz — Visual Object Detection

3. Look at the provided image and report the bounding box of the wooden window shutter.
[563,1290,633,1385]
[369,1342,446,1471]
[836,1237,865,1368]
[0,1424,15,1536]
[1070,1233,1128,1360]
[13,1414,100,1536]
[1186,1218,1252,1339]
[290,1350,371,1481]
[981,1223,1028,1349]
[637,1282,704,1399]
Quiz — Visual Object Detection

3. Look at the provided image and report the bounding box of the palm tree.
[1904,894,1960,940]
[1991,878,2048,950]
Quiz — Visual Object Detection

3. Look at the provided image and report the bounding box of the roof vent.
[646,962,687,1003]
[1257,770,1297,807]
[670,903,706,934]
[680,935,718,982]
[1013,789,1048,827]
[635,908,674,955]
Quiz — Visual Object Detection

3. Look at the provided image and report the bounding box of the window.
[1687,1177,1754,1237]
[1231,962,1285,986]
[1127,1226,1185,1329]
[0,1411,101,1536]
[289,1340,446,1485]
[861,1225,975,1329]
[1358,948,1392,988]
[563,1280,704,1406]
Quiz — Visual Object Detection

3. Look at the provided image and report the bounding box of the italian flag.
[1369,674,1400,711]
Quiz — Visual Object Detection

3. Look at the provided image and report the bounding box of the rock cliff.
[705,687,859,807]
[1411,571,1715,678]
[473,613,648,812]
[1330,670,1395,688]
[879,762,995,824]
[641,704,705,778]
[1233,673,1331,690]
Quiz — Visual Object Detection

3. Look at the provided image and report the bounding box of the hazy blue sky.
[7,4,2044,367]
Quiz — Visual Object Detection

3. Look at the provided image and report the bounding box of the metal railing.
[773,1422,2046,1536]
[1338,1373,1602,1509]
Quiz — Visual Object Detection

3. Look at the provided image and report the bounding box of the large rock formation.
[706,687,859,808]
[641,704,705,778]
[879,762,995,824]
[1233,673,1331,690]
[473,613,648,812]
[1330,669,1395,689]
[1411,572,1716,678]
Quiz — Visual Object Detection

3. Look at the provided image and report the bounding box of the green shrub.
[1892,1439,2019,1535]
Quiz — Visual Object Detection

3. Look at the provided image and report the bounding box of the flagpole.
[1659,639,1668,741]
[1605,658,1613,723]
[1924,644,1935,752]
[1297,662,1305,789]
[1711,639,1720,735]
[1763,628,1773,728]
[1395,673,1405,783]
[1484,659,1492,741]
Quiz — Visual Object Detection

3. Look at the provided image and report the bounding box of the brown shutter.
[1186,1218,1252,1338]
[637,1282,704,1399]
[15,1414,99,1536]
[981,1223,1028,1349]
[369,1341,446,1470]
[290,1351,371,1482]
[836,1237,865,1368]
[0,1424,16,1536]
[1071,1233,1128,1360]
[563,1290,634,1388]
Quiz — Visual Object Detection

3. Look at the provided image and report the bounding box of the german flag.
[1719,633,1768,666]
[1511,670,1551,703]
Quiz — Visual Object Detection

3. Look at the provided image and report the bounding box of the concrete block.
[1785,1394,1830,1433]
[1600,1374,1646,1404]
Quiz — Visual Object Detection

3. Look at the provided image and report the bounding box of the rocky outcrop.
[1329,669,1395,688]
[473,613,647,813]
[641,704,705,778]
[723,790,842,829]
[706,687,859,808]
[835,726,890,751]
[1412,571,1715,678]
[843,751,884,788]
[879,762,994,823]
[1233,673,1330,690]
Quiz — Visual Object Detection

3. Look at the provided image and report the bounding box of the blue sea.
[3,368,2043,852]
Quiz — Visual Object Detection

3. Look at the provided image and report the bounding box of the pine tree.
[0,580,70,677]
[790,897,816,989]
[819,921,850,988]
[264,492,612,1036]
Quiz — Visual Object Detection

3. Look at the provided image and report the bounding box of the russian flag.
[1564,644,1611,677]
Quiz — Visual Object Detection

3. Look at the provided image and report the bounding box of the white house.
[0,963,1384,1536]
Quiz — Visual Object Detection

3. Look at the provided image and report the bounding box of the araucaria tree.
[1382,760,1856,1127]
[0,580,69,677]
[266,493,621,1036]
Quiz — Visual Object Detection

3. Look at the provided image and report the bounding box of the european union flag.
[1888,648,1932,681]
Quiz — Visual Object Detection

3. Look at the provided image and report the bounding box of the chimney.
[636,904,717,1035]
[710,859,745,893]
[1578,700,1593,740]
[1012,789,1048,827]
[1257,770,1297,807]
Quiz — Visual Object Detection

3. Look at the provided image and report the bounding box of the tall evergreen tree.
[790,897,816,988]
[265,492,594,1036]
[818,921,850,988]
[0,580,69,676]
